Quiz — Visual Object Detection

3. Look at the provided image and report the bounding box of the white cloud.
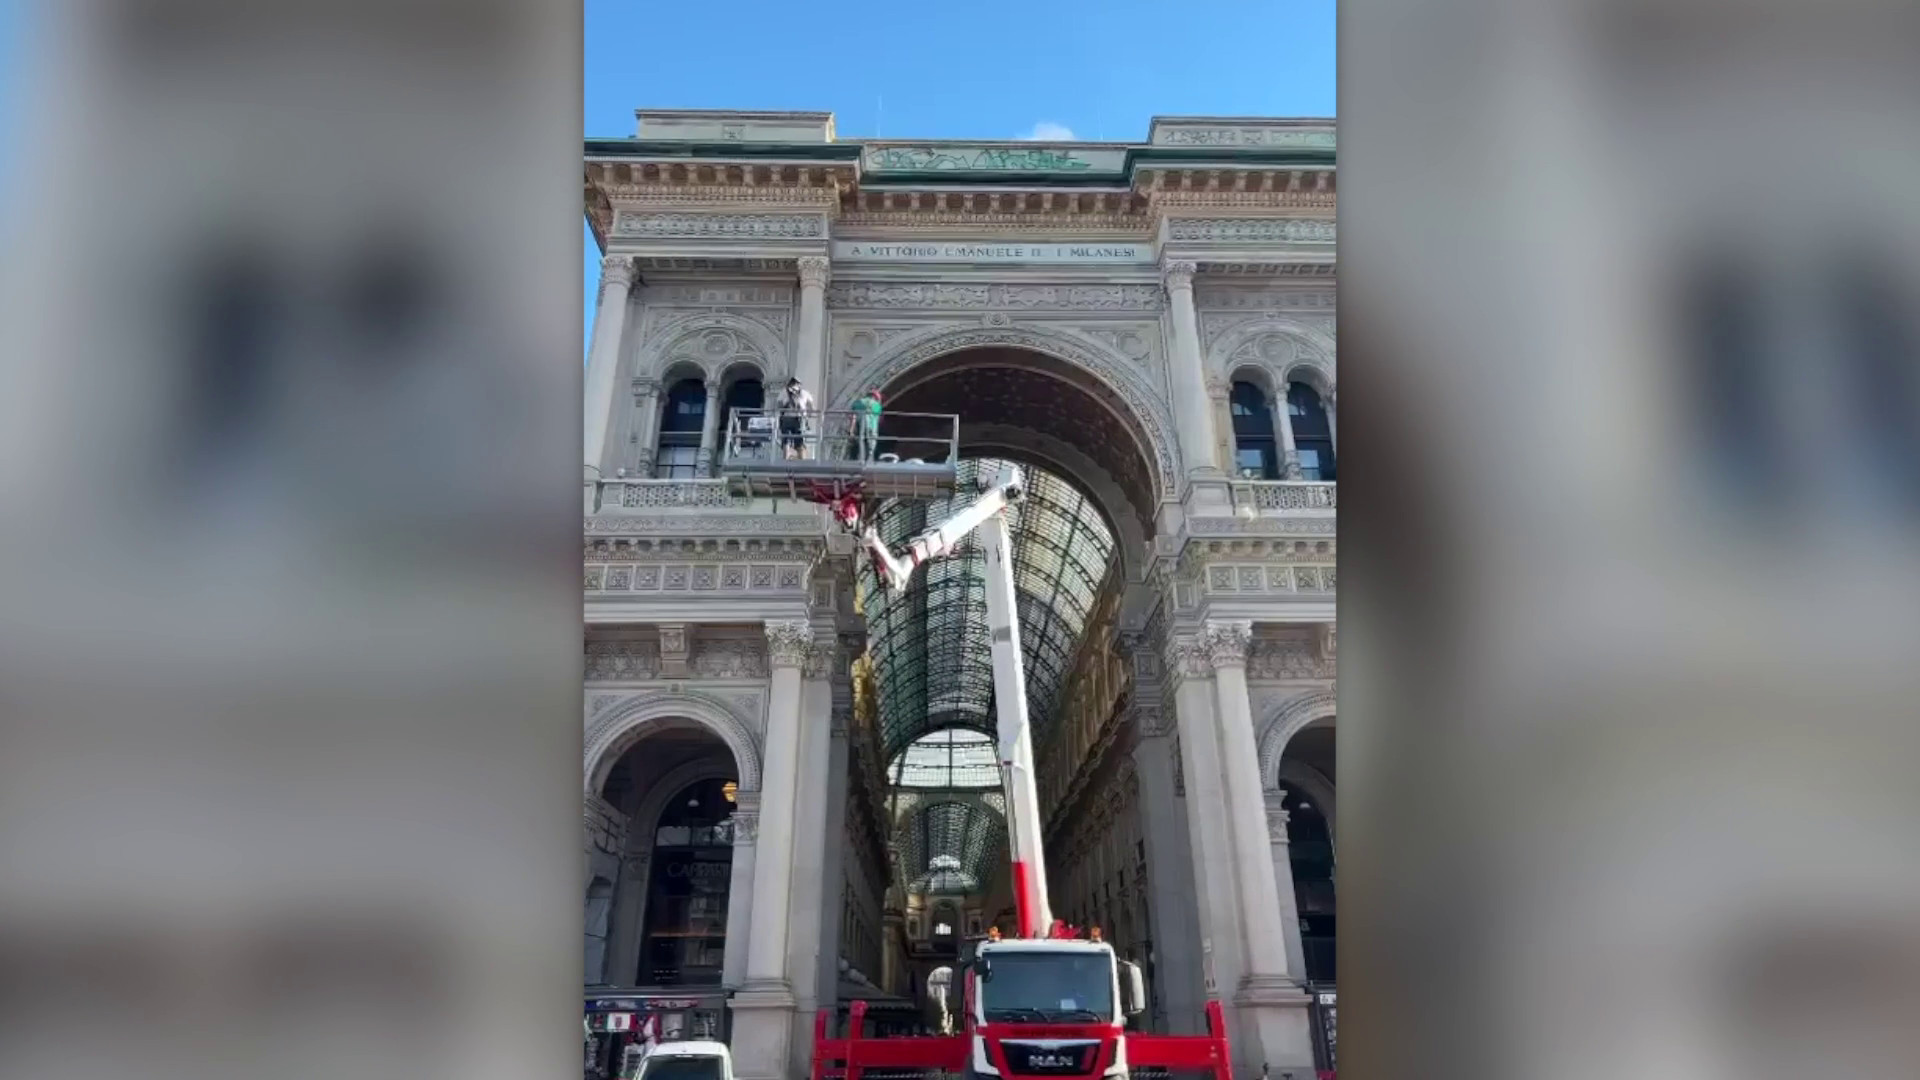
[1019,121,1077,141]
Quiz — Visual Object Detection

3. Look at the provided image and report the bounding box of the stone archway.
[831,322,1181,504]
[1205,317,1337,397]
[585,690,763,796]
[638,311,787,384]
[1259,689,1336,795]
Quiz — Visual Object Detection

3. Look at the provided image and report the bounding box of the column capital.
[1161,259,1198,291]
[1265,789,1293,844]
[797,255,832,289]
[1164,632,1215,682]
[764,619,813,668]
[630,375,659,397]
[731,810,760,845]
[599,254,637,287]
[1202,620,1253,670]
[802,633,840,681]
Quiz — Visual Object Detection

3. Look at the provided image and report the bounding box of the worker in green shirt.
[853,389,884,461]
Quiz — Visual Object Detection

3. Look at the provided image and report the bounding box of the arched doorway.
[589,712,748,990]
[637,776,738,987]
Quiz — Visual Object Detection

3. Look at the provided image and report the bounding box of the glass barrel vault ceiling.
[861,458,1119,762]
[897,796,1007,895]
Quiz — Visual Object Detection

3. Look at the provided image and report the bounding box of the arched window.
[1230,381,1280,479]
[1287,791,1335,985]
[721,377,763,422]
[638,777,737,986]
[1287,383,1336,482]
[656,378,707,479]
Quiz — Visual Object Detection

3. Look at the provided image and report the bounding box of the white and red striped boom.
[859,467,1054,937]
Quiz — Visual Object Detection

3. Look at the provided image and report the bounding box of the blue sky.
[583,0,1336,347]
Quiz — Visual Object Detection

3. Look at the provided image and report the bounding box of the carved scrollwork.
[765,620,813,669]
[797,255,832,289]
[1164,634,1214,681]
[1202,620,1253,670]
[1161,260,1198,291]
[731,812,760,845]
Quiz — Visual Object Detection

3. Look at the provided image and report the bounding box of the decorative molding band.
[1185,516,1338,537]
[586,514,823,536]
[1230,481,1337,511]
[644,284,795,306]
[1168,218,1335,244]
[1204,562,1337,595]
[605,480,744,510]
[1195,287,1336,311]
[612,211,827,239]
[584,560,809,595]
[825,282,1163,311]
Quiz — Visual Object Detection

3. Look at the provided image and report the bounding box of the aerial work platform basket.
[720,408,960,502]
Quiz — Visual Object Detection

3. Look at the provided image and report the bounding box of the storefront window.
[638,777,736,986]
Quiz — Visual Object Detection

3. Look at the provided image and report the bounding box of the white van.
[634,1040,733,1080]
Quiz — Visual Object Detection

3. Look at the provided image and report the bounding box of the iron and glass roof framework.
[864,459,1118,896]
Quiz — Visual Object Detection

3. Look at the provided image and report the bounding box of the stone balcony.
[1227,479,1337,517]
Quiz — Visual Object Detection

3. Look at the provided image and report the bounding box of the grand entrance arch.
[830,327,1180,543]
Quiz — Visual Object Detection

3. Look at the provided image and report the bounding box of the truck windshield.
[980,952,1114,1022]
[639,1057,725,1080]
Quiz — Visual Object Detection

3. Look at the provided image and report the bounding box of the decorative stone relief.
[765,620,812,668]
[1157,127,1335,148]
[1202,621,1253,669]
[613,481,742,509]
[1083,325,1155,362]
[732,811,759,844]
[1185,516,1338,537]
[1265,791,1292,844]
[690,639,770,679]
[1194,286,1336,311]
[658,624,690,667]
[1248,637,1336,681]
[798,255,832,288]
[1164,634,1215,682]
[842,325,912,361]
[1167,218,1335,244]
[613,211,827,239]
[1198,562,1336,596]
[586,640,662,681]
[645,284,793,306]
[586,515,822,536]
[826,282,1163,311]
[1161,260,1197,291]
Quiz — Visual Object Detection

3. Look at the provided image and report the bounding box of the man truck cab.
[929,932,1149,1079]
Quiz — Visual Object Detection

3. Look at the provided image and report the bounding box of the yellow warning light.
[1089,926,1103,942]
[986,926,1001,941]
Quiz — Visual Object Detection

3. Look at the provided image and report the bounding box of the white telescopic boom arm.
[856,467,1053,936]
[860,470,1026,594]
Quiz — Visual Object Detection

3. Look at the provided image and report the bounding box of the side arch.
[831,322,1181,498]
[585,690,763,795]
[1207,317,1337,398]
[1258,688,1336,793]
[637,311,787,383]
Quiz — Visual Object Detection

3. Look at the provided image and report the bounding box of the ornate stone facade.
[583,109,1336,1080]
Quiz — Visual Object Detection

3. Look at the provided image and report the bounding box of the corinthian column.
[1165,633,1244,1011]
[1204,621,1294,984]
[732,620,811,1080]
[696,381,725,477]
[721,791,760,989]
[793,257,830,397]
[1162,260,1223,478]
[1205,620,1316,1077]
[584,255,637,476]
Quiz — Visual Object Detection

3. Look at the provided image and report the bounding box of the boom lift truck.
[808,466,1233,1080]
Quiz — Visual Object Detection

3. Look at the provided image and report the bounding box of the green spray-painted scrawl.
[866,146,1096,172]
